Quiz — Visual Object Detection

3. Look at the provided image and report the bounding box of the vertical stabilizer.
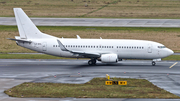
[14,8,47,39]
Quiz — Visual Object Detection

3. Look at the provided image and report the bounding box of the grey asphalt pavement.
[0,59,180,101]
[1,17,180,27]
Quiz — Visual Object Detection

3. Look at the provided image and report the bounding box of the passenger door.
[148,44,152,53]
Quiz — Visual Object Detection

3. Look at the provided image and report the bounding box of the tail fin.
[14,8,51,39]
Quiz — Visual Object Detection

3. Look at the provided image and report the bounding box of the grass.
[4,77,180,98]
[0,0,114,18]
[0,54,65,59]
[162,55,180,61]
[0,54,180,61]
[1,0,180,19]
[89,0,180,19]
[1,25,180,53]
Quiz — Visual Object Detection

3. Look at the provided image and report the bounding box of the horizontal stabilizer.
[7,38,32,43]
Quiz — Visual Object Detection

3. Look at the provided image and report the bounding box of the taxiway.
[1,17,180,27]
[0,59,180,101]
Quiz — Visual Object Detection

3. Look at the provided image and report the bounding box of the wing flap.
[71,51,100,58]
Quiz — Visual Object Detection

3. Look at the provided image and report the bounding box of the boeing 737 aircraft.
[8,8,174,66]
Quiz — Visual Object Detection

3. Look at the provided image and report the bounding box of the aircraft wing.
[7,38,32,43]
[71,51,100,58]
[57,39,100,58]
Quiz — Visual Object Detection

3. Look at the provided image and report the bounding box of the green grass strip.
[38,26,180,32]
[4,78,180,98]
[1,25,180,32]
[0,54,180,61]
[162,55,180,61]
[0,54,67,59]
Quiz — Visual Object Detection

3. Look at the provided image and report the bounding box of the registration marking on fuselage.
[169,62,178,68]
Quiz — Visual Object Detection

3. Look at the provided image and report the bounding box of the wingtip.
[57,39,69,51]
[76,35,81,39]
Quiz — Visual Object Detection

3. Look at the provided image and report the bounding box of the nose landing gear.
[152,61,156,66]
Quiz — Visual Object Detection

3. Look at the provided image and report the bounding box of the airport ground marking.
[169,62,178,68]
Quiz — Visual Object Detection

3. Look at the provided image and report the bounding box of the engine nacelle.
[101,54,118,63]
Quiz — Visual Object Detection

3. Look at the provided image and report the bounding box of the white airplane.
[8,8,174,66]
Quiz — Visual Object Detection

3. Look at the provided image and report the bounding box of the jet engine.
[100,54,118,63]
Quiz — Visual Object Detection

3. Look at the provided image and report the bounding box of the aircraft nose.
[167,49,174,56]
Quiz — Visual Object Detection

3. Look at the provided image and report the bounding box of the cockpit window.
[158,46,166,48]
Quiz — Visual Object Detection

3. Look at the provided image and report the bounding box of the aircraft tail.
[14,8,52,39]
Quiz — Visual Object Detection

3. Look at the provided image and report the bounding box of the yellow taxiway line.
[169,62,178,68]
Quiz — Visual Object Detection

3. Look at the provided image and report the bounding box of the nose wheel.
[88,59,96,65]
[152,61,156,66]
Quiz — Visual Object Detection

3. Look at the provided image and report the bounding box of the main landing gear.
[152,61,156,66]
[88,59,96,65]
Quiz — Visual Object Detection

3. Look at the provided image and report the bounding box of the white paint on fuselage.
[18,38,173,60]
